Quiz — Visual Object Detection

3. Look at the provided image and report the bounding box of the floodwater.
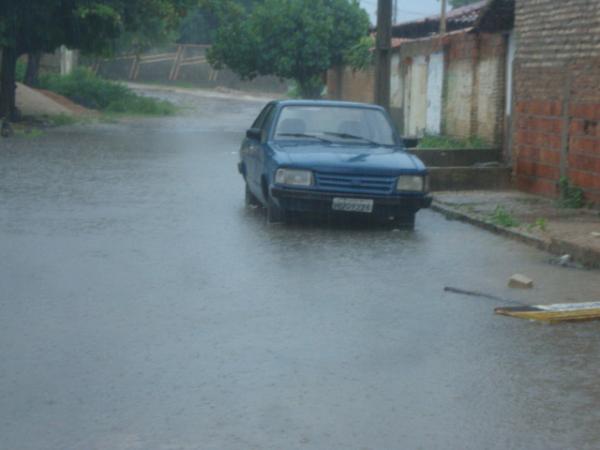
[1,89,600,450]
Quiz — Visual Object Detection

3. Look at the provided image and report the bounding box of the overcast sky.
[358,0,443,24]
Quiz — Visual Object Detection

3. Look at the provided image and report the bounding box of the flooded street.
[1,89,600,450]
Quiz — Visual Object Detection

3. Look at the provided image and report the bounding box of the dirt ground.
[15,82,95,118]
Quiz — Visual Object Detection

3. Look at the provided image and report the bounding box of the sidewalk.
[432,190,600,268]
[126,82,278,103]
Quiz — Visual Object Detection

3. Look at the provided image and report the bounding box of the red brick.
[516,175,558,198]
[569,136,600,155]
[569,120,585,136]
[584,190,600,206]
[548,101,562,117]
[516,159,560,179]
[525,117,563,134]
[570,103,600,120]
[540,149,562,165]
[568,170,600,190]
[568,154,600,173]
[515,144,539,160]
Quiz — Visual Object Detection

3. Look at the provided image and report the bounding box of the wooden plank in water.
[495,302,600,322]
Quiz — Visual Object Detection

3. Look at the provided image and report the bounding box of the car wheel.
[267,195,286,224]
[393,212,416,230]
[245,184,261,207]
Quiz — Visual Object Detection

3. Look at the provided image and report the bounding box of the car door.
[255,105,277,194]
[242,103,274,197]
[242,103,274,195]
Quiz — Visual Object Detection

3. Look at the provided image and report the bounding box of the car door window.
[261,106,277,137]
[251,103,274,131]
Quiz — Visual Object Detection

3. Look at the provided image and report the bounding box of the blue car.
[238,100,432,227]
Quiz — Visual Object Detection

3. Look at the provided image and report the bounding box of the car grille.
[314,172,396,194]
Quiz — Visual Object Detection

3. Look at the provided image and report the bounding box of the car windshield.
[274,106,396,146]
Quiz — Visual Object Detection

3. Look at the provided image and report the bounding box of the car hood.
[271,142,426,175]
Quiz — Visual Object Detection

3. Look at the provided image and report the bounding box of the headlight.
[396,175,426,192]
[275,169,313,186]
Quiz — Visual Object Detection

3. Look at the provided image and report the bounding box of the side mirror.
[246,128,263,142]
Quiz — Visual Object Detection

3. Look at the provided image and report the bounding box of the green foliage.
[344,35,374,71]
[178,7,217,44]
[207,0,370,98]
[13,127,44,138]
[527,218,548,233]
[39,68,176,116]
[46,114,80,127]
[15,60,26,83]
[1,0,195,119]
[417,134,488,149]
[489,206,520,228]
[557,176,585,209]
[177,1,254,45]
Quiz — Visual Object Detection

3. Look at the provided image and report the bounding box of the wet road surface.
[2,89,600,450]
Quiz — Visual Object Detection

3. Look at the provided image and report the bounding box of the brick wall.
[513,0,600,203]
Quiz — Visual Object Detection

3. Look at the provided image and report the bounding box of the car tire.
[245,184,261,207]
[393,212,416,230]
[267,195,286,224]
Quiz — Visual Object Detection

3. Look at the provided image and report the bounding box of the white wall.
[426,51,444,134]
[405,55,428,136]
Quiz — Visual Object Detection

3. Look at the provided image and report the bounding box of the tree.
[178,1,255,45]
[178,7,219,45]
[207,0,370,98]
[0,0,193,122]
[24,51,43,87]
[449,0,480,8]
[0,0,64,120]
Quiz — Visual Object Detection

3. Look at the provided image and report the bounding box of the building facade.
[512,0,600,203]
[328,0,600,204]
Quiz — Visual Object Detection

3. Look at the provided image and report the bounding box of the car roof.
[273,99,385,110]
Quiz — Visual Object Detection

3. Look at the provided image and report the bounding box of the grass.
[46,114,80,127]
[13,127,44,139]
[489,205,520,228]
[38,68,177,116]
[527,218,548,232]
[557,176,585,209]
[417,134,489,149]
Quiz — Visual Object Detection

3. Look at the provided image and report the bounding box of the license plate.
[332,197,374,213]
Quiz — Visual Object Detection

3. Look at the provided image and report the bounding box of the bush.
[16,60,27,83]
[489,205,520,228]
[38,68,176,116]
[557,176,585,209]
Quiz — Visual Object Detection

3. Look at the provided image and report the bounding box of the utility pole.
[374,0,392,111]
[440,0,447,34]
[393,0,397,24]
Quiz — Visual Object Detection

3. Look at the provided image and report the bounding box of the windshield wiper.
[323,132,381,146]
[277,133,333,143]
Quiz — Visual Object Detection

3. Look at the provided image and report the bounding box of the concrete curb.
[431,200,600,269]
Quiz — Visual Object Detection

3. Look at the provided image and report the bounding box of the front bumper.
[271,186,432,216]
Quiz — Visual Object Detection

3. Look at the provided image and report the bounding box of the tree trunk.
[298,76,323,99]
[24,51,42,87]
[0,47,18,121]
